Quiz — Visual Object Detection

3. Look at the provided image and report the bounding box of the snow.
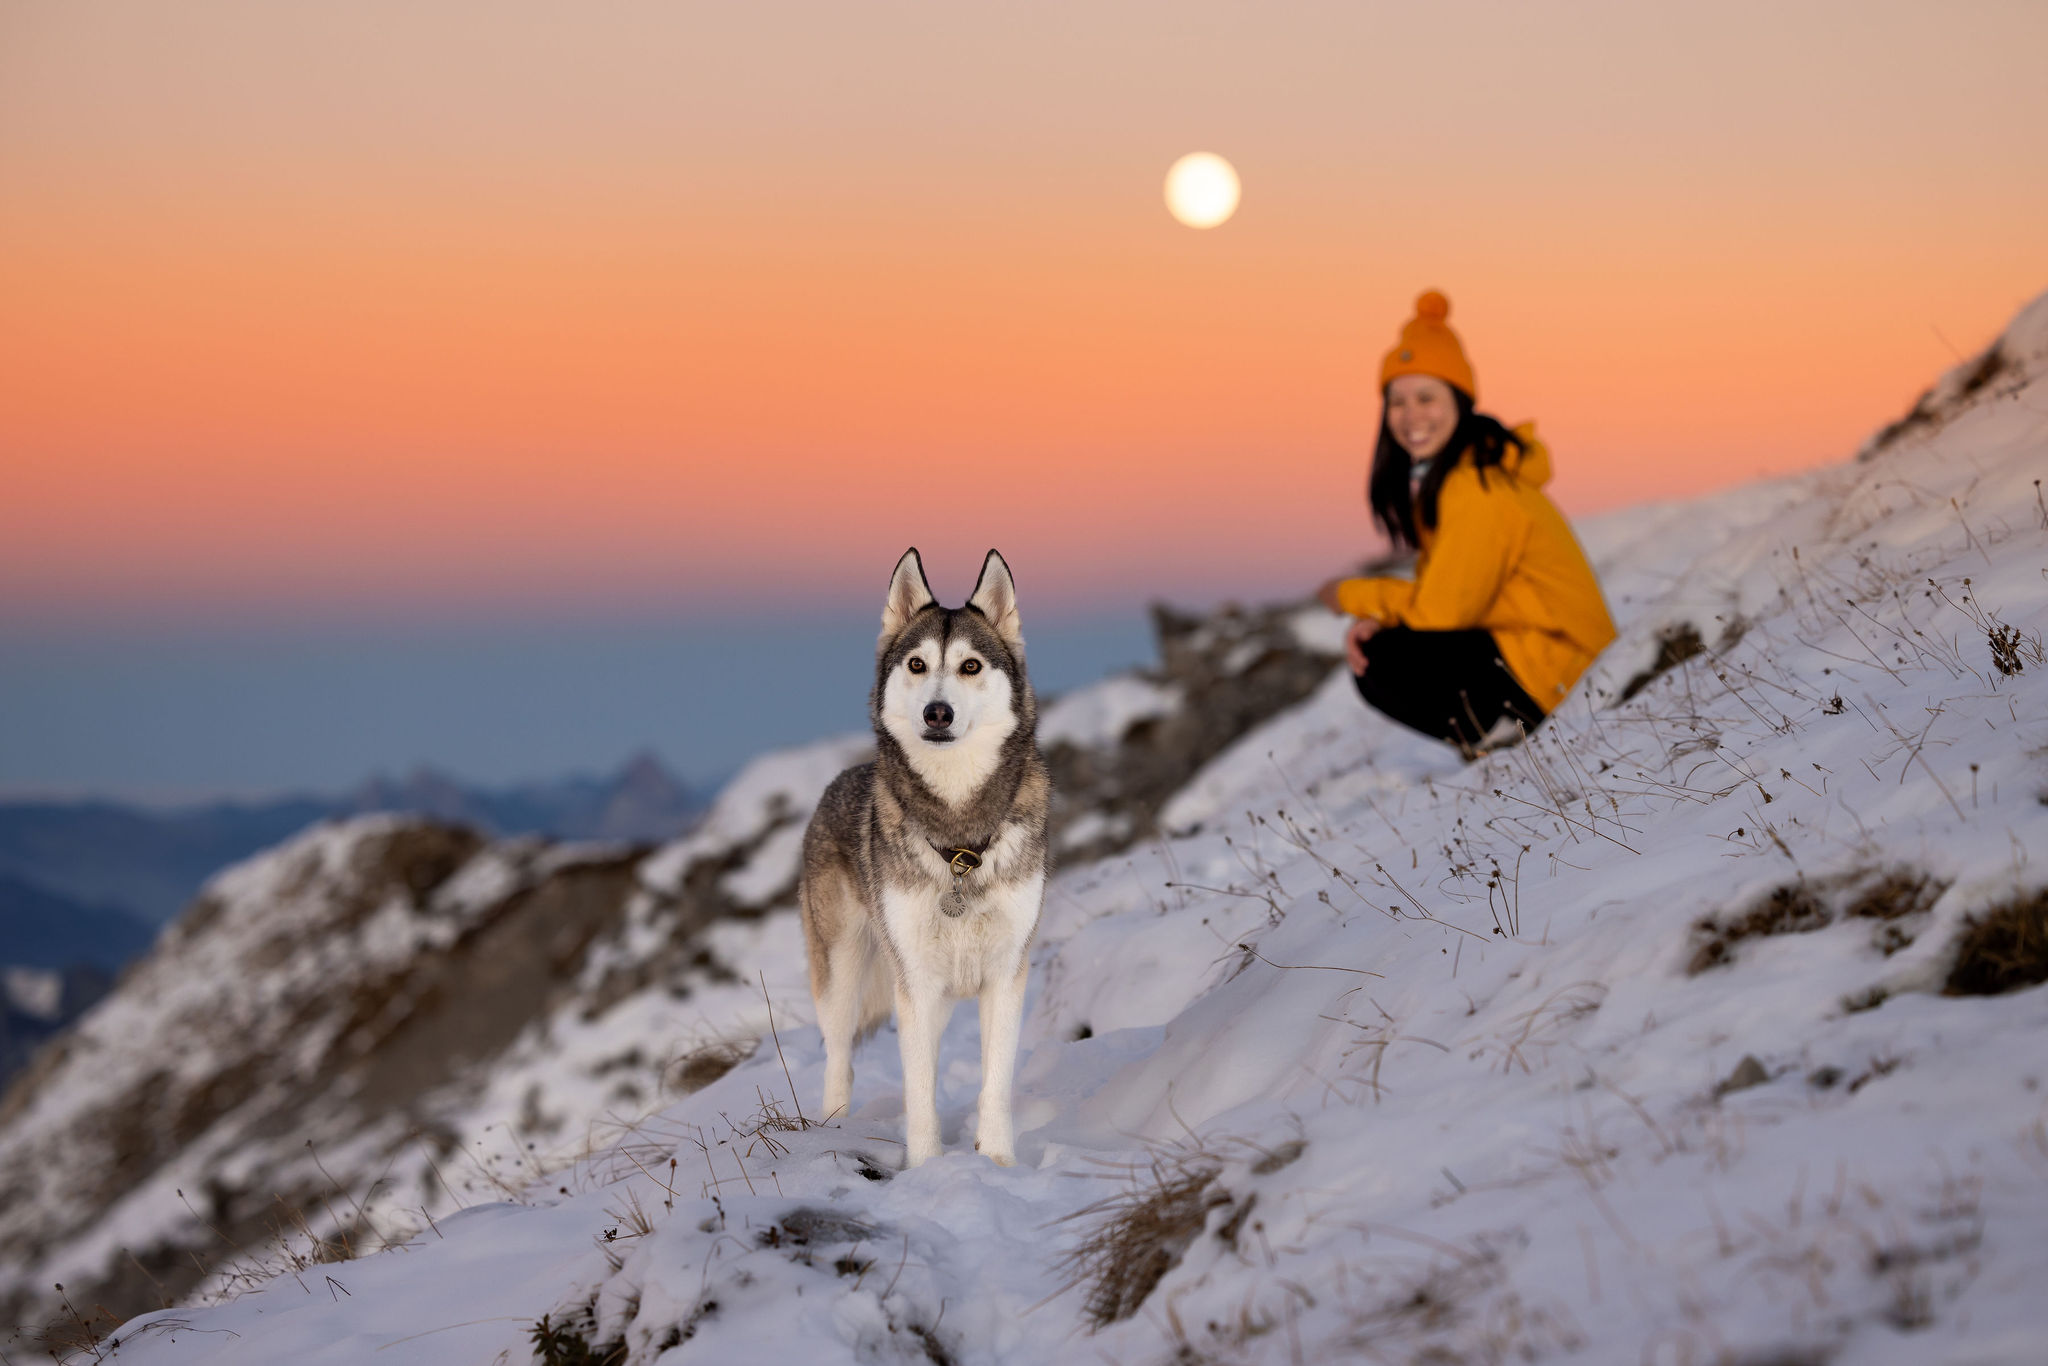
[718,821,808,906]
[1286,603,1355,656]
[99,1202,604,1365]
[639,734,871,895]
[92,292,2048,1364]
[1053,807,1130,853]
[3,967,62,1021]
[1038,674,1182,750]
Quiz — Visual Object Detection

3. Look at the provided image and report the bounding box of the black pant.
[1353,627,1544,748]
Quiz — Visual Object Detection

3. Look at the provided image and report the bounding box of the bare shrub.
[530,1299,624,1366]
[1988,622,2036,677]
[1944,887,2048,996]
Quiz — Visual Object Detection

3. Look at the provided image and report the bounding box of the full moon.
[1164,152,1240,229]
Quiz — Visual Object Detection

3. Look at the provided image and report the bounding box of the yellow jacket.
[1334,424,1616,713]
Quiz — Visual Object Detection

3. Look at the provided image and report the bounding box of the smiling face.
[1384,372,1460,461]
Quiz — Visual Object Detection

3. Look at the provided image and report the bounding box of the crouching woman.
[1317,292,1616,751]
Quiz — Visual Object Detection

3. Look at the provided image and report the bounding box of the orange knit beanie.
[1379,290,1476,401]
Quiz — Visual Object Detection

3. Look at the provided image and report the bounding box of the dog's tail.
[802,864,896,1043]
[851,937,895,1043]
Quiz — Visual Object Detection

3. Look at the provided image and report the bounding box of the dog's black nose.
[923,701,954,729]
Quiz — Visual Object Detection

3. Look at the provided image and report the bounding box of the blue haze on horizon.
[0,612,1156,805]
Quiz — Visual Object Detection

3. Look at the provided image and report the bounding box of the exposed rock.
[0,819,651,1346]
[1044,601,1344,862]
[1715,1055,1770,1098]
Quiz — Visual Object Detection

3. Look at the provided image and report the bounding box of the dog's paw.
[984,1150,1016,1168]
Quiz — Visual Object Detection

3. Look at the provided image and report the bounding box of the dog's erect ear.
[967,549,1023,655]
[880,547,937,644]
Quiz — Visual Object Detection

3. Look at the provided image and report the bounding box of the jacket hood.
[1503,421,1551,487]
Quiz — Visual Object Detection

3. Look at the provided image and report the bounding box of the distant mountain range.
[0,751,707,955]
[0,753,704,1095]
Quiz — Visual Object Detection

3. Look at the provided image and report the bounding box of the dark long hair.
[1366,385,1525,550]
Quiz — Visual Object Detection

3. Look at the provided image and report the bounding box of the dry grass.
[32,1284,125,1364]
[1051,1151,1231,1330]
[1944,887,2048,996]
[1290,1228,1585,1366]
[1843,868,1949,956]
[1690,884,1831,973]
[1689,867,1948,974]
[664,1038,757,1095]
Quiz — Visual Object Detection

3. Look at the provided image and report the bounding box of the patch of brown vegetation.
[1844,869,1948,956]
[1988,622,2031,677]
[1620,623,1706,703]
[1689,884,1829,974]
[1689,867,1948,974]
[665,1039,758,1095]
[1054,1158,1229,1329]
[1944,887,2048,997]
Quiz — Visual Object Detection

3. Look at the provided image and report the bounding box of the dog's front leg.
[882,889,953,1167]
[974,952,1028,1166]
[894,977,953,1167]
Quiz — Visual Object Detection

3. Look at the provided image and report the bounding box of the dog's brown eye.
[907,657,927,674]
[960,659,982,675]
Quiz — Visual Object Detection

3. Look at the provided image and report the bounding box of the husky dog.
[799,547,1050,1168]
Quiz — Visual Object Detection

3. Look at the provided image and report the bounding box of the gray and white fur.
[798,547,1050,1168]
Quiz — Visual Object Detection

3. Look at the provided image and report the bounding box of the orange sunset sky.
[4,1,2045,622]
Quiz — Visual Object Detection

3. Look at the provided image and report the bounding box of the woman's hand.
[1345,617,1381,675]
[1315,578,1349,613]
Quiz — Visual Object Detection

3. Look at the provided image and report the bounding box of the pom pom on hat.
[1380,289,1476,400]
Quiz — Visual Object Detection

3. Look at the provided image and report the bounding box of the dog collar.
[930,842,987,877]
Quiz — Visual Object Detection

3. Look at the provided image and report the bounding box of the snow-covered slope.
[38,290,2048,1364]
[0,739,872,1349]
[0,596,1340,1351]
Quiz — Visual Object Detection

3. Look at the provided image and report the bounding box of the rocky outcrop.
[0,819,645,1344]
[1043,602,1345,861]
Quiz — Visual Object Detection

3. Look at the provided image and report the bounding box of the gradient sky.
[5,0,2044,624]
[3,3,2046,797]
